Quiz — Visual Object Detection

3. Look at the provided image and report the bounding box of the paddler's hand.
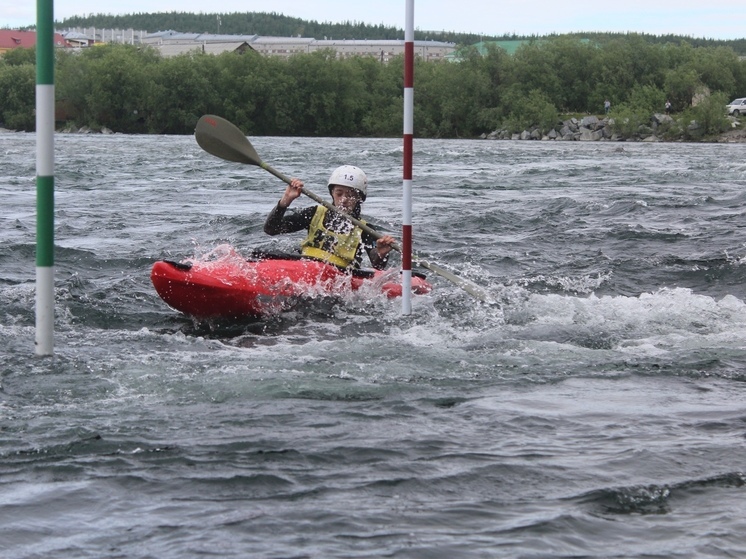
[376,235,396,258]
[279,178,304,208]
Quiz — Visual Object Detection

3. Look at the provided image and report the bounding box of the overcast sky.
[2,0,743,40]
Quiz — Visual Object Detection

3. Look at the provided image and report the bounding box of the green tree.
[501,87,559,134]
[685,91,731,138]
[608,103,650,138]
[546,36,599,112]
[595,35,667,108]
[415,55,491,137]
[0,63,35,129]
[477,43,511,109]
[78,44,160,132]
[3,46,36,66]
[691,47,739,96]
[353,55,401,137]
[285,50,368,136]
[56,48,93,126]
[664,66,701,110]
[627,84,667,114]
[506,41,560,101]
[146,52,222,133]
[608,84,667,139]
[209,50,298,135]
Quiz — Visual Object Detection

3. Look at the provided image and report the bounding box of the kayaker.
[264,165,396,270]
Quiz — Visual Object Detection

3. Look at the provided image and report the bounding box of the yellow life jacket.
[301,206,365,269]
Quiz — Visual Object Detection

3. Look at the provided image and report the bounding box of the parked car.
[726,98,746,116]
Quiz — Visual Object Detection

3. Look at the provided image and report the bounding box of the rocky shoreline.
[3,120,745,142]
[481,114,746,143]
[0,126,116,134]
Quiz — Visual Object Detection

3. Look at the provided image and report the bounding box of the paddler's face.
[331,185,361,213]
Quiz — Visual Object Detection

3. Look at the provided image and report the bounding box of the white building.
[62,27,148,45]
[58,28,456,61]
[146,32,455,61]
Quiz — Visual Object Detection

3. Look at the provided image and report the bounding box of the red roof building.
[0,30,66,55]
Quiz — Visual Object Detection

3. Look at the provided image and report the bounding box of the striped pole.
[401,0,414,314]
[36,0,55,355]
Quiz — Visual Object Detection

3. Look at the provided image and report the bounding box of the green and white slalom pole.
[401,0,414,315]
[36,0,55,356]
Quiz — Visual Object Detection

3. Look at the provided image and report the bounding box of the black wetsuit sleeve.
[264,204,316,235]
[362,228,390,270]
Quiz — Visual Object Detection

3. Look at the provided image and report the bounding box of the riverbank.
[481,114,745,143]
[3,121,744,143]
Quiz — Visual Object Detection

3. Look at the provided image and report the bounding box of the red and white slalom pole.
[401,0,414,314]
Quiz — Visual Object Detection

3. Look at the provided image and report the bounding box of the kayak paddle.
[194,114,493,303]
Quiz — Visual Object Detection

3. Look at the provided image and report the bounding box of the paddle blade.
[195,115,262,166]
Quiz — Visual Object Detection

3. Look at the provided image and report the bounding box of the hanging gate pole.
[401,0,415,315]
[36,0,55,355]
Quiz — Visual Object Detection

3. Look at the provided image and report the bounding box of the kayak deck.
[151,254,431,320]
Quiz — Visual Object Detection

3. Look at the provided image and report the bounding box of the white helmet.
[327,165,367,201]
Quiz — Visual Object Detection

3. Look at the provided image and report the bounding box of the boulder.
[579,129,603,141]
[638,125,654,136]
[652,113,674,125]
[580,115,599,129]
[686,120,704,138]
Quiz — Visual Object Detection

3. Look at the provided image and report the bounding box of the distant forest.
[53,11,746,53]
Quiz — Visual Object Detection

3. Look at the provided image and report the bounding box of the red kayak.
[151,249,432,320]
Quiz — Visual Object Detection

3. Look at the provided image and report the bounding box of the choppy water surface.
[2,132,746,558]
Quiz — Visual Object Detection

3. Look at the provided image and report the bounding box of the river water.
[2,131,746,558]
